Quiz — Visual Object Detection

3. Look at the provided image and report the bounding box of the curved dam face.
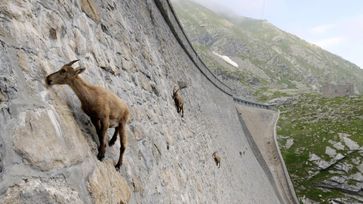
[0,0,282,203]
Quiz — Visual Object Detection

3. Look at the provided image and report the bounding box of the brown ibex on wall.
[46,60,130,169]
[172,86,184,117]
[212,151,221,168]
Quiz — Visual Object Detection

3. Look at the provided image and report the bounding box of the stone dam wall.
[0,0,290,203]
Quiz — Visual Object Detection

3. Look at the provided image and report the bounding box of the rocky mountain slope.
[0,0,286,203]
[171,0,363,100]
[278,94,363,203]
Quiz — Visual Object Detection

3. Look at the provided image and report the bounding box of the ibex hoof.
[97,152,105,161]
[109,139,116,146]
[115,163,121,170]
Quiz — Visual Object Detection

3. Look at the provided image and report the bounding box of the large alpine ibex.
[46,60,130,169]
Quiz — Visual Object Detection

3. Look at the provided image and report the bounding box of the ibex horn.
[66,59,80,66]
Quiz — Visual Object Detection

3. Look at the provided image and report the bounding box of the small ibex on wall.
[46,60,130,169]
[172,86,184,117]
[212,151,221,168]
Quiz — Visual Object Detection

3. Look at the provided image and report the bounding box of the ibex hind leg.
[109,126,119,146]
[115,121,128,169]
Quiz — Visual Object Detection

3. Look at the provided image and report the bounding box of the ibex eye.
[60,69,66,73]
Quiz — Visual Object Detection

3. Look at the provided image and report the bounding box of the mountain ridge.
[172,0,363,101]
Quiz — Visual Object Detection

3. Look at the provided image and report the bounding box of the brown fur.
[212,151,221,168]
[46,60,129,169]
[172,86,184,117]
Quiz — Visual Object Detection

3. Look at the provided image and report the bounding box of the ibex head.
[46,60,85,85]
[172,86,179,97]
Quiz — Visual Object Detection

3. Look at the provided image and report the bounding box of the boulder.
[87,161,131,204]
[80,0,100,23]
[13,109,89,171]
[0,178,83,204]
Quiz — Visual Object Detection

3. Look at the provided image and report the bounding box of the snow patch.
[212,51,239,67]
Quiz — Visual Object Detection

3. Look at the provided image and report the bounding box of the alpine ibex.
[212,151,221,168]
[46,60,130,169]
[172,85,184,117]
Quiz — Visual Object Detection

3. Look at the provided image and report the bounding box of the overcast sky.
[191,0,363,68]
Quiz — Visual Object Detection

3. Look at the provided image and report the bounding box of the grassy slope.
[277,94,363,202]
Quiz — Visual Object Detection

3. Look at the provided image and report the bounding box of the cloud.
[304,14,363,68]
[310,24,335,34]
[313,37,345,49]
[190,0,286,19]
[339,14,363,39]
[190,0,263,17]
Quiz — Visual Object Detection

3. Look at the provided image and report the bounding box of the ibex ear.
[74,67,86,75]
[66,59,79,67]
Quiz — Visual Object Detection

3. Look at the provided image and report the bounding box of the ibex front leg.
[91,118,101,140]
[97,117,109,160]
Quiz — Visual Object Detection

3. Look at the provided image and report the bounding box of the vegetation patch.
[277,94,363,202]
